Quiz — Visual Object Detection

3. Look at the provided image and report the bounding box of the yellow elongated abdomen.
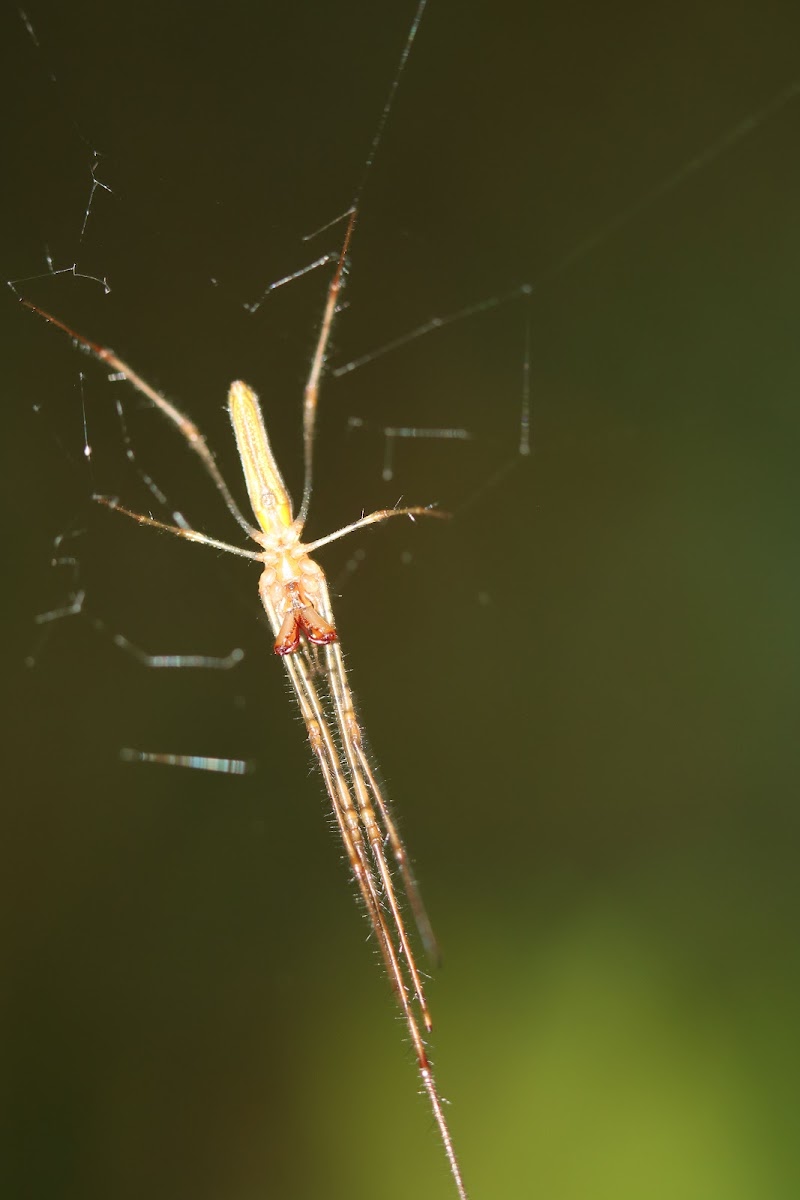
[228,380,294,534]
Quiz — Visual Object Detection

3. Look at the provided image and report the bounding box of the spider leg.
[302,504,449,554]
[22,299,257,537]
[94,496,262,561]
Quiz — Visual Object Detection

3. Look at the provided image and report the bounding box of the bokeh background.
[3,1,800,1197]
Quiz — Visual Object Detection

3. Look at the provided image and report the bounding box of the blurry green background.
[3,1,800,1197]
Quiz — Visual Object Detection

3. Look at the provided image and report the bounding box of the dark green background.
[3,2,800,1197]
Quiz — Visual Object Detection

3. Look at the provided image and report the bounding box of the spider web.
[4,4,800,1200]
